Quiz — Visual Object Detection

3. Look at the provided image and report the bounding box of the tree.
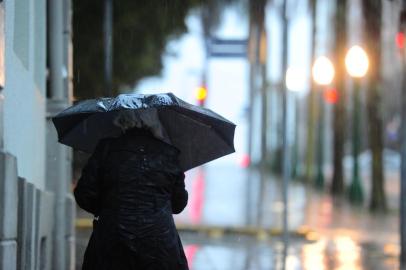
[361,0,387,211]
[72,0,200,99]
[71,0,240,176]
[330,0,347,195]
[200,0,236,38]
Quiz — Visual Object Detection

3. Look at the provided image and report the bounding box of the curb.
[76,218,318,241]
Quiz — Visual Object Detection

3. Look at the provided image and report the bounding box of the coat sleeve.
[171,172,188,214]
[74,141,106,215]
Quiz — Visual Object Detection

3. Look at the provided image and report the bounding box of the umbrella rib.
[164,107,235,150]
[53,112,95,141]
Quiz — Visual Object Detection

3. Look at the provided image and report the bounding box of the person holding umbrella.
[53,93,235,270]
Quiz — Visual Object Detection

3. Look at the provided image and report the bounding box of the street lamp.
[345,45,369,204]
[312,56,335,188]
[286,67,306,178]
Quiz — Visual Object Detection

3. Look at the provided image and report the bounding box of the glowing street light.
[345,45,369,204]
[312,56,335,86]
[345,45,369,78]
[312,56,335,188]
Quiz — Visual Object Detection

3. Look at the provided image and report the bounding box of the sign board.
[208,38,248,58]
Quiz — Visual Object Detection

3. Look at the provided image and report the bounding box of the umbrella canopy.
[52,93,236,171]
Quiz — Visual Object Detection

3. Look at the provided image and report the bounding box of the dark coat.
[74,129,189,270]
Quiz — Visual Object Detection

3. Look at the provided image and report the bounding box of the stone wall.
[0,150,75,270]
[0,152,17,270]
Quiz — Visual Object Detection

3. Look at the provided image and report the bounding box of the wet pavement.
[75,161,400,269]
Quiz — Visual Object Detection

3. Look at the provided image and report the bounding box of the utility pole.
[281,0,290,268]
[104,0,113,96]
[48,1,66,269]
[345,45,369,204]
[200,1,210,108]
[248,28,258,165]
[399,1,406,267]
[348,78,364,203]
[305,0,317,183]
[0,1,3,149]
[260,28,268,169]
[362,0,386,211]
[47,0,74,269]
[248,0,267,166]
[331,0,347,195]
[0,88,2,149]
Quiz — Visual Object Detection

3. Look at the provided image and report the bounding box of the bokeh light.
[312,56,335,86]
[345,46,369,78]
[286,67,306,92]
[195,86,208,101]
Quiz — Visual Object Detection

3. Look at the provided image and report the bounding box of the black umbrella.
[52,93,236,171]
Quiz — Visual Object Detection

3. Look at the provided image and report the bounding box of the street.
[75,161,399,269]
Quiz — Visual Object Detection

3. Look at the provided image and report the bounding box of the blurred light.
[384,244,400,256]
[184,245,199,269]
[239,154,250,168]
[286,255,301,270]
[324,88,339,104]
[195,86,207,101]
[312,56,335,86]
[334,236,361,270]
[286,67,306,92]
[305,231,319,242]
[345,46,369,78]
[396,32,405,49]
[302,239,327,270]
[190,168,205,224]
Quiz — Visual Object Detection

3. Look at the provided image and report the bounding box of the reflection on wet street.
[172,162,399,270]
[75,162,400,269]
[180,234,398,270]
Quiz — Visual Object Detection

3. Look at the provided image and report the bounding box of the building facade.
[0,0,74,269]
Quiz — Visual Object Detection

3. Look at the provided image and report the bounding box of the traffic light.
[398,9,406,50]
[396,32,405,50]
[195,86,207,106]
[324,87,339,104]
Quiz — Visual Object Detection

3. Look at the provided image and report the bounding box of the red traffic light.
[396,32,405,49]
[195,86,207,106]
[324,88,339,104]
